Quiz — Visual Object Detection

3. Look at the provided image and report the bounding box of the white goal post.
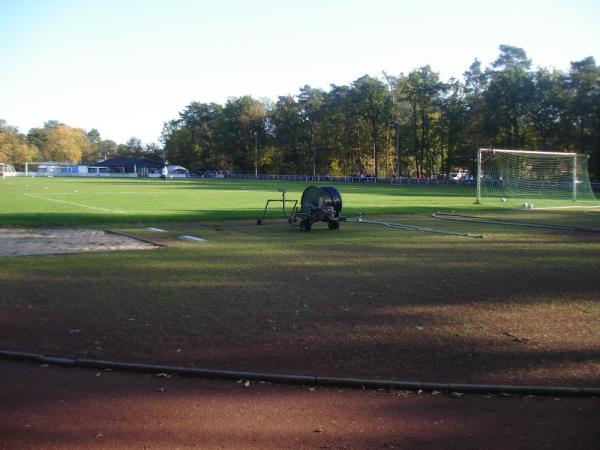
[476,148,597,206]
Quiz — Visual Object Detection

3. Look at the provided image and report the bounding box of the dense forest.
[2,45,599,179]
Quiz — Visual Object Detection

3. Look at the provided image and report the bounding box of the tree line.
[2,45,599,179]
[161,45,600,179]
[0,120,163,166]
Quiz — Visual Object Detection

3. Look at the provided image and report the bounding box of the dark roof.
[97,157,163,168]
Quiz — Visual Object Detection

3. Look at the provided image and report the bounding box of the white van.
[449,170,468,181]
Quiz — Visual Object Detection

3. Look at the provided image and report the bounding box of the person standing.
[161,163,168,182]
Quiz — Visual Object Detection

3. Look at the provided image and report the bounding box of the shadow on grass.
[1,232,598,386]
[0,201,500,227]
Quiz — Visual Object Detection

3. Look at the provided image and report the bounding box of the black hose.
[1,349,597,397]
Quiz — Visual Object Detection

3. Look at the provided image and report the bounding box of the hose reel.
[257,185,343,231]
[295,185,342,231]
[257,185,483,238]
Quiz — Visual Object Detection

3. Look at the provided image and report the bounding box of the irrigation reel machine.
[257,185,485,238]
[257,185,343,231]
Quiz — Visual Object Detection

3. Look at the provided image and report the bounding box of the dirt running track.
[1,360,598,449]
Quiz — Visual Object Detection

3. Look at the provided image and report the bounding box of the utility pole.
[395,119,401,178]
[373,143,377,178]
[312,135,316,177]
[253,131,258,177]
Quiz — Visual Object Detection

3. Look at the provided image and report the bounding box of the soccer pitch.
[1,176,483,226]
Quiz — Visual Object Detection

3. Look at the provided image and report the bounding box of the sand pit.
[0,228,159,257]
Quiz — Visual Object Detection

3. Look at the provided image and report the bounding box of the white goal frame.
[22,161,76,177]
[0,163,17,178]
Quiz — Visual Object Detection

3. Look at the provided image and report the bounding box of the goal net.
[0,163,17,178]
[476,149,598,208]
[20,161,79,177]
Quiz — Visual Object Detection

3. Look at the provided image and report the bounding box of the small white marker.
[146,227,167,232]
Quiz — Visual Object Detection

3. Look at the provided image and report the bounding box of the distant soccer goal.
[21,161,79,177]
[476,148,598,208]
[0,163,17,178]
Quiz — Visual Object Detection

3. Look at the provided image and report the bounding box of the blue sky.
[1,0,599,145]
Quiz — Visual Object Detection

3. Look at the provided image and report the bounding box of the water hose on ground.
[1,349,597,397]
[432,212,600,233]
[344,216,484,239]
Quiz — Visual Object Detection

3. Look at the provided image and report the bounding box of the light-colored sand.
[0,228,157,256]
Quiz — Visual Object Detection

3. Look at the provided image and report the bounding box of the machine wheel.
[327,220,339,230]
[257,219,263,225]
[299,219,312,232]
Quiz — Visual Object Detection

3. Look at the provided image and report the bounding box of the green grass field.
[1,176,599,386]
[3,177,598,227]
[1,176,490,226]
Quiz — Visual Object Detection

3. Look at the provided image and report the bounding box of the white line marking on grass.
[24,193,127,213]
[526,205,600,210]
[178,235,207,242]
[43,191,169,195]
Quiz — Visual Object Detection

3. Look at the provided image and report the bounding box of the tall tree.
[462,59,490,153]
[320,84,365,175]
[0,124,40,164]
[351,75,393,177]
[27,120,64,153]
[298,85,325,175]
[216,96,267,172]
[485,45,534,148]
[83,128,102,162]
[529,68,566,150]
[398,66,445,177]
[270,95,305,173]
[175,102,223,169]
[566,57,600,178]
[42,125,91,162]
[440,78,468,175]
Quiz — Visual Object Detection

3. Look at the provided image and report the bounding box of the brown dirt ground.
[1,220,599,448]
[0,228,157,257]
[0,221,598,387]
[1,359,598,450]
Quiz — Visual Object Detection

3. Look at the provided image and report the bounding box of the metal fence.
[224,173,600,192]
[226,173,476,186]
[13,168,600,192]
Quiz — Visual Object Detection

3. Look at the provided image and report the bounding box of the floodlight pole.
[395,119,401,178]
[312,141,316,177]
[572,153,577,201]
[253,131,258,178]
